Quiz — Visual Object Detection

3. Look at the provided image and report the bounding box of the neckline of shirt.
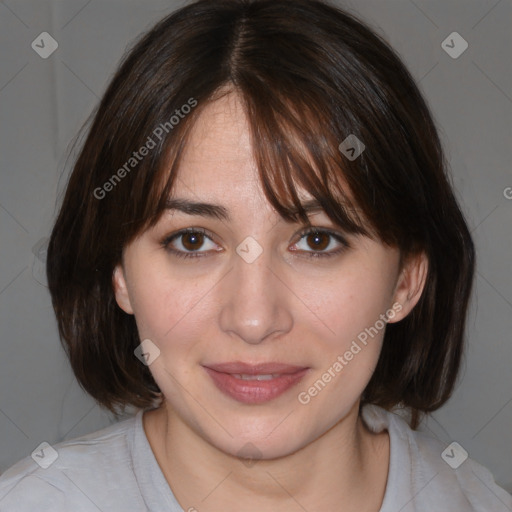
[128,404,404,512]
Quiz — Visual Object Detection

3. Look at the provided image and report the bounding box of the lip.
[203,362,310,404]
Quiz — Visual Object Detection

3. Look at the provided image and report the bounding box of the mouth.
[203,362,310,404]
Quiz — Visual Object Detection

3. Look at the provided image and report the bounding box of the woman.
[0,0,510,510]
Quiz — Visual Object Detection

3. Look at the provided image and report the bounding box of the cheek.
[293,259,396,400]
[295,286,389,420]
[296,261,395,345]
[126,263,212,347]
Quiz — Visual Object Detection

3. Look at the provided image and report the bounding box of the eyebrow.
[164,198,325,221]
[164,198,230,220]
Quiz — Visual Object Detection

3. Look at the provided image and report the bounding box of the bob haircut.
[47,0,475,428]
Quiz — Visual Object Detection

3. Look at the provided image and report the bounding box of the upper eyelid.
[162,227,216,245]
[293,229,350,252]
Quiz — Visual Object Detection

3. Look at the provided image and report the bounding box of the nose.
[218,244,294,345]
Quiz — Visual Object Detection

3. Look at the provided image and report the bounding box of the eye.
[161,226,349,260]
[290,228,349,258]
[161,228,221,259]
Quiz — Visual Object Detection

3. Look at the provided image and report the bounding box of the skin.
[113,92,428,512]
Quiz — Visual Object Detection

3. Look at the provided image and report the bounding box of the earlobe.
[388,252,428,323]
[112,265,134,314]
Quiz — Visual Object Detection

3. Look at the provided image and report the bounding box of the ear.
[388,251,428,323]
[112,264,134,315]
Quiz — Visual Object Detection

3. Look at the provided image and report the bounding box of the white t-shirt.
[0,404,510,511]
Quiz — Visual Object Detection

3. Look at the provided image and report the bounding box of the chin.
[224,431,307,462]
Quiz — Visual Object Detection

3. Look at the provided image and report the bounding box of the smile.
[203,362,310,404]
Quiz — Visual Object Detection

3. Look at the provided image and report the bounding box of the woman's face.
[114,92,424,459]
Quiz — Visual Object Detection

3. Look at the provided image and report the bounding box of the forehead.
[180,93,252,176]
[173,92,313,204]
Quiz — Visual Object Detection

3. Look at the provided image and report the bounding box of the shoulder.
[0,412,143,512]
[362,404,512,512]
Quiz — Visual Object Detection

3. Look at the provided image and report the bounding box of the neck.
[143,401,389,512]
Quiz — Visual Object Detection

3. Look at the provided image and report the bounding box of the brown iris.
[306,232,329,251]
[182,232,205,251]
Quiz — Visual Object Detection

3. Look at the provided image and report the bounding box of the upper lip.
[203,362,308,375]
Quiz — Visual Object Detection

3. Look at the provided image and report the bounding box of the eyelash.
[161,227,350,261]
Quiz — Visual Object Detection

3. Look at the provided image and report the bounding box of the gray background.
[1,0,511,492]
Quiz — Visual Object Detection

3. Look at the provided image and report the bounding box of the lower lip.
[204,367,309,404]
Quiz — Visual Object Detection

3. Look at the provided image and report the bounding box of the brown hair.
[47,0,475,428]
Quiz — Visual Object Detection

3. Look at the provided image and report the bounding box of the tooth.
[254,374,274,381]
[232,374,278,381]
